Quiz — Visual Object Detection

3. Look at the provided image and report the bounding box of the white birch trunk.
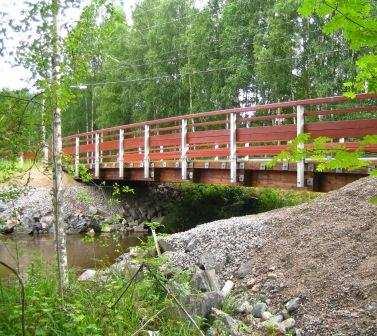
[51,0,68,292]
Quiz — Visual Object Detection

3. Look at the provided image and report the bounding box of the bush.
[0,160,27,183]
[0,257,198,336]
[163,183,317,232]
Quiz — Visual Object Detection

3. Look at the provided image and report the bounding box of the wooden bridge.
[63,93,377,192]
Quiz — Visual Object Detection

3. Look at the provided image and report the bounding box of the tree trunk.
[51,0,68,293]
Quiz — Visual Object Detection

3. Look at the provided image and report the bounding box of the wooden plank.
[150,133,180,147]
[79,143,95,153]
[150,151,181,160]
[188,129,229,145]
[99,140,118,151]
[306,119,377,138]
[237,125,296,142]
[124,137,144,148]
[188,148,229,159]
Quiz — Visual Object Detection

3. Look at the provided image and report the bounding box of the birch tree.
[51,0,68,291]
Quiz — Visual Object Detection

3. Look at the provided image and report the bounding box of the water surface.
[0,233,144,279]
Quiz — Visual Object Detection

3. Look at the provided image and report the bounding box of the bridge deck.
[63,93,377,192]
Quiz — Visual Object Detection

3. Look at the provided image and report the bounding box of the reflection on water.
[0,234,144,278]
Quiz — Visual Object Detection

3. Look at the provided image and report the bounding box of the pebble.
[285,297,300,313]
[252,301,267,318]
[237,301,253,315]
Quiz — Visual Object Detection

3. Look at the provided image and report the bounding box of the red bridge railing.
[63,93,377,187]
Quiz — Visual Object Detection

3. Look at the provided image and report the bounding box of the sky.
[0,0,138,91]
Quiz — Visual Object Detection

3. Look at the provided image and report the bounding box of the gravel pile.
[161,177,377,335]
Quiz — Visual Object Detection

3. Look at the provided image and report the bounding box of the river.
[0,233,144,279]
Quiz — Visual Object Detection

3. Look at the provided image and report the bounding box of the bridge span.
[63,93,377,192]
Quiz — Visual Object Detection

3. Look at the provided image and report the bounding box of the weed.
[369,196,377,205]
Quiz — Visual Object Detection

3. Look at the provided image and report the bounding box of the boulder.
[186,291,223,317]
[236,301,253,315]
[252,301,267,318]
[221,280,234,298]
[212,308,246,336]
[78,269,97,281]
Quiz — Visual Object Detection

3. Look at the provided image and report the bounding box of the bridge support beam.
[144,124,150,179]
[229,112,237,183]
[94,132,100,178]
[74,136,80,178]
[296,105,305,188]
[118,129,124,178]
[181,119,188,180]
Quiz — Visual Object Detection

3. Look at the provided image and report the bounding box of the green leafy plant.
[75,190,93,205]
[267,133,377,175]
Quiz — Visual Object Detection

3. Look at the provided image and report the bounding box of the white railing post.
[144,124,150,179]
[94,132,100,178]
[181,119,188,180]
[296,105,305,188]
[229,112,237,183]
[75,136,80,177]
[118,129,124,178]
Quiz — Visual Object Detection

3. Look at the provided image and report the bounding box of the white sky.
[0,0,138,91]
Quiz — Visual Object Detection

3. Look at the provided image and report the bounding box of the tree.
[51,0,69,292]
[299,0,377,94]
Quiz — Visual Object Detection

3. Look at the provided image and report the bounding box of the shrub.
[163,183,317,232]
[0,257,198,336]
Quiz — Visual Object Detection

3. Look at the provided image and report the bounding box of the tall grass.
[0,257,198,336]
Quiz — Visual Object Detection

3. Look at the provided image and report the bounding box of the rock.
[78,269,97,281]
[281,308,290,320]
[285,297,300,313]
[236,301,253,315]
[147,331,159,336]
[158,238,175,252]
[277,317,295,333]
[261,311,273,321]
[221,280,234,297]
[205,269,221,292]
[192,268,211,292]
[0,200,7,212]
[252,301,267,318]
[1,218,18,234]
[186,291,223,317]
[40,215,53,230]
[295,328,304,336]
[212,308,246,336]
[185,238,198,252]
[236,263,252,279]
[197,253,218,270]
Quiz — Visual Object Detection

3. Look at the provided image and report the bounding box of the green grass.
[0,257,200,336]
[369,196,377,205]
[0,159,33,184]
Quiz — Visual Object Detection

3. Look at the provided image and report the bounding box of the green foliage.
[0,187,23,202]
[268,133,377,175]
[0,90,43,159]
[0,160,29,184]
[163,183,317,232]
[299,0,377,93]
[0,258,199,336]
[75,190,93,205]
[63,155,93,183]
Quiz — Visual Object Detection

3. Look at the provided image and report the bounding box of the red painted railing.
[63,93,377,186]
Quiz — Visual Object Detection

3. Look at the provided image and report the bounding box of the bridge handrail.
[63,92,377,140]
